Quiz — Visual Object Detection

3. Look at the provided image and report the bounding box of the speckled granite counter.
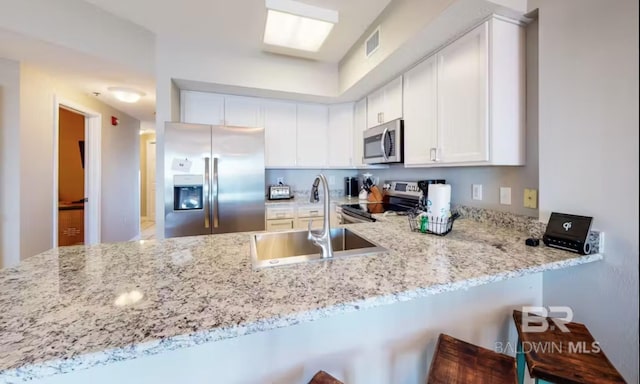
[0,211,602,382]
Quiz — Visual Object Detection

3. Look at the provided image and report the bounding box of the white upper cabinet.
[296,103,329,167]
[181,91,224,125]
[264,100,297,167]
[224,95,263,127]
[437,21,489,163]
[353,98,367,167]
[366,76,403,128]
[403,55,438,165]
[403,17,525,167]
[180,91,262,127]
[328,103,354,167]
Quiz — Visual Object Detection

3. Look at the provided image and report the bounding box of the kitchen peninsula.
[0,210,602,384]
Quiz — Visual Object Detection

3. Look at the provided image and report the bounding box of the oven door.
[341,211,375,224]
[363,119,403,164]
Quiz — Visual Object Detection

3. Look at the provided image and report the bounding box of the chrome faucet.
[308,174,333,259]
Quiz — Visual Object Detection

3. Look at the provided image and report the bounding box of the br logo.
[522,306,573,333]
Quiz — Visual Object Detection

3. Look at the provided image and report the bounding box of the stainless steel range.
[340,181,423,223]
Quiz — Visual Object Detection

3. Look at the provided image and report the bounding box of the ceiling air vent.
[365,27,380,57]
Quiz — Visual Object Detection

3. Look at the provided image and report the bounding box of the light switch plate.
[472,184,483,200]
[500,187,512,205]
[524,188,538,209]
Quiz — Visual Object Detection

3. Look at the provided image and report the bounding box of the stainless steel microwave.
[363,118,404,164]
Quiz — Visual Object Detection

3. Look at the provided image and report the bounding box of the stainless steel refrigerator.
[164,122,265,238]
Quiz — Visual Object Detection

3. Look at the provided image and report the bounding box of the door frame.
[53,96,102,247]
[145,138,156,219]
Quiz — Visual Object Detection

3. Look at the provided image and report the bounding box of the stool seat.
[308,370,343,384]
[513,310,625,383]
[427,333,517,384]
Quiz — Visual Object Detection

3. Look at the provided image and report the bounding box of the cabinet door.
[403,55,438,165]
[437,22,489,163]
[353,98,367,167]
[383,76,403,122]
[328,103,354,167]
[223,95,263,127]
[366,88,384,128]
[297,104,329,167]
[264,100,297,167]
[294,218,323,230]
[180,91,224,125]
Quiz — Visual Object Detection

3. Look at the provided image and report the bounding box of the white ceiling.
[82,0,392,62]
[0,27,156,123]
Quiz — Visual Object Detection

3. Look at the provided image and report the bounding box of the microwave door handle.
[380,127,389,161]
[204,157,210,228]
[213,157,219,229]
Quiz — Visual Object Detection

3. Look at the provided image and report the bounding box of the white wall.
[157,38,338,98]
[0,0,154,76]
[0,58,21,269]
[17,64,140,260]
[533,0,639,381]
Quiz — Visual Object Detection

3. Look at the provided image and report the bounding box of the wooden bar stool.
[308,370,343,384]
[427,333,517,383]
[512,310,625,384]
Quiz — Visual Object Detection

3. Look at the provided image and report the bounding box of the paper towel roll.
[426,184,451,234]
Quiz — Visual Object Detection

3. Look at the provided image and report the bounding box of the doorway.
[140,131,156,240]
[53,98,102,247]
[57,107,86,246]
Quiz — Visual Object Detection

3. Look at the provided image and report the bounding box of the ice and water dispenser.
[173,175,204,211]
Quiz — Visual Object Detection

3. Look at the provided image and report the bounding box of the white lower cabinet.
[294,218,323,230]
[403,17,525,167]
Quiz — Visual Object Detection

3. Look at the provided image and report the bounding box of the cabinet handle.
[309,210,319,215]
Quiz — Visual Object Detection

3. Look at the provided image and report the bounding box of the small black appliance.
[344,177,359,197]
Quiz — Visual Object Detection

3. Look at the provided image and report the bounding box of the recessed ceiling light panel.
[263,0,338,52]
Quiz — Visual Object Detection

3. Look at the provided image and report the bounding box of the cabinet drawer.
[266,219,294,231]
[266,206,295,219]
[297,205,324,218]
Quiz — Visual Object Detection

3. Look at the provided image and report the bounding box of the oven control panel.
[387,181,422,198]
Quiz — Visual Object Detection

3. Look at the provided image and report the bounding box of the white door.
[437,22,489,163]
[353,98,367,167]
[366,87,384,128]
[383,76,403,123]
[404,55,438,165]
[224,95,263,127]
[146,140,156,220]
[181,91,225,125]
[264,100,297,167]
[328,103,354,167]
[296,103,328,167]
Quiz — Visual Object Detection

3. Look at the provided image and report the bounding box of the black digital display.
[545,213,592,240]
[396,183,407,192]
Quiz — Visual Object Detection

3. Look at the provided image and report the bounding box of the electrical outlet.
[276,177,284,185]
[524,188,538,209]
[500,187,512,205]
[472,184,483,200]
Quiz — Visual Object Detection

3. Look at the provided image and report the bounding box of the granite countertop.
[0,209,602,382]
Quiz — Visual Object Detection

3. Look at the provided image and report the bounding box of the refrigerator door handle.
[204,157,211,228]
[213,157,219,228]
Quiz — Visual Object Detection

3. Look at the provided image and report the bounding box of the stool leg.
[517,339,526,384]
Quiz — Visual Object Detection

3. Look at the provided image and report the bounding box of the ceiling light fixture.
[108,87,145,103]
[263,0,338,52]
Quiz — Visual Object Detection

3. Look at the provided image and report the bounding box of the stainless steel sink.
[250,228,387,268]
